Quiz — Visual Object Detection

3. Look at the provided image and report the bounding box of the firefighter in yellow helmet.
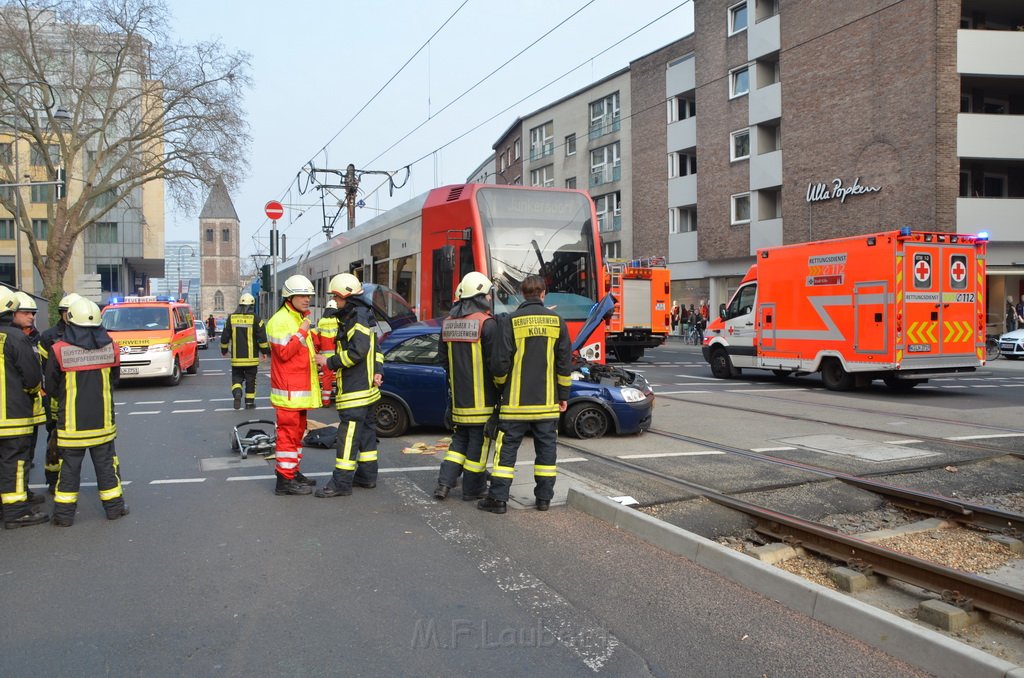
[220,292,269,410]
[38,292,82,492]
[0,288,49,527]
[312,299,340,407]
[433,272,501,501]
[266,275,320,495]
[10,292,47,499]
[313,272,383,497]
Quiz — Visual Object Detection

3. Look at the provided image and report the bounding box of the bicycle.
[985,335,1001,361]
[686,322,704,346]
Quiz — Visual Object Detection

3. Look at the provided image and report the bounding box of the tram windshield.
[477,188,599,321]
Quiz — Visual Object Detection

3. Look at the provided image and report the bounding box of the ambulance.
[100,295,200,386]
[702,228,987,391]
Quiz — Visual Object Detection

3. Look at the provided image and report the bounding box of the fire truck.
[604,257,672,363]
[702,229,988,390]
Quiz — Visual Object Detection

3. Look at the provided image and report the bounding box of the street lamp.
[176,244,195,301]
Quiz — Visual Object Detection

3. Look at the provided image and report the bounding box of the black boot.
[477,497,507,514]
[233,389,242,410]
[275,472,313,496]
[433,484,450,500]
[4,509,50,529]
[535,499,551,512]
[295,472,317,487]
[106,505,130,520]
[245,401,256,410]
[314,483,352,498]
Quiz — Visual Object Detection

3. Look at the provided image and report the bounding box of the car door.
[382,333,449,427]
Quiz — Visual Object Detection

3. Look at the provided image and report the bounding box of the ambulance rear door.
[901,241,977,361]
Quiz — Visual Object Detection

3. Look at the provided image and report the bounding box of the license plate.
[121,367,140,375]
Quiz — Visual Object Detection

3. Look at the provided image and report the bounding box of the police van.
[100,295,199,386]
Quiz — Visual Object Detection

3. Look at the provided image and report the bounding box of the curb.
[567,487,1024,678]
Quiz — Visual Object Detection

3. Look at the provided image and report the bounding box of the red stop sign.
[265,200,284,220]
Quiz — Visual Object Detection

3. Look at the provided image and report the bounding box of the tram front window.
[478,188,598,320]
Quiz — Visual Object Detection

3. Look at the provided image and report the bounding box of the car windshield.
[478,188,598,321]
[102,306,170,331]
[386,334,439,365]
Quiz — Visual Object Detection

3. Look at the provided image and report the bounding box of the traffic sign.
[265,200,284,221]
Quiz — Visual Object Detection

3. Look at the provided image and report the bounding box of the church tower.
[199,178,240,320]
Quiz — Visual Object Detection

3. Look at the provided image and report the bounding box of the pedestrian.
[39,292,82,493]
[432,272,501,502]
[220,292,269,410]
[479,275,572,514]
[313,299,340,408]
[0,288,49,528]
[11,292,47,497]
[1007,296,1018,334]
[314,273,383,498]
[679,303,689,336]
[206,314,216,338]
[266,275,321,496]
[670,300,680,335]
[44,297,127,527]
[1017,296,1024,329]
[699,299,709,323]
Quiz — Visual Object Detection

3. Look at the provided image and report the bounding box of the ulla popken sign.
[806,177,882,204]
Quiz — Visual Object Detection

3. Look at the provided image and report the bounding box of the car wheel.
[709,347,739,379]
[373,396,408,438]
[820,359,853,391]
[186,352,199,375]
[564,403,610,439]
[165,358,182,386]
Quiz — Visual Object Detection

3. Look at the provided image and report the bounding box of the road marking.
[172,409,205,414]
[751,447,797,452]
[946,433,1024,441]
[129,411,161,415]
[29,481,132,489]
[619,451,724,459]
[654,390,713,394]
[674,374,721,380]
[173,399,202,403]
[137,400,165,405]
[214,408,238,412]
[940,385,968,389]
[885,439,924,445]
[150,478,206,485]
[726,388,810,393]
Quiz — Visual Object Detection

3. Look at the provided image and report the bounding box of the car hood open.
[571,293,615,354]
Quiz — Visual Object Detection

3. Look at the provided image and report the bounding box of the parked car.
[214,317,226,337]
[373,320,654,439]
[998,328,1024,359]
[194,318,209,349]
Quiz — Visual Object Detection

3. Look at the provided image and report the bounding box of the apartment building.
[631,0,1024,318]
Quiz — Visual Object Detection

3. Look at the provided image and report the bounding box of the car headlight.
[620,387,646,403]
[149,343,172,352]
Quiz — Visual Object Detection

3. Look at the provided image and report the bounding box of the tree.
[0,0,251,320]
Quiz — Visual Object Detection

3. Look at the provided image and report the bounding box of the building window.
[731,193,751,225]
[602,240,621,260]
[757,122,781,153]
[565,177,577,189]
[214,290,225,312]
[757,189,782,220]
[0,219,14,240]
[530,165,554,188]
[205,228,214,242]
[97,264,121,293]
[669,207,697,234]
[529,121,554,160]
[959,170,971,197]
[513,138,521,160]
[728,2,748,35]
[31,219,49,240]
[0,143,11,165]
[756,0,778,22]
[88,222,118,244]
[93,189,117,209]
[983,97,1009,115]
[0,256,14,286]
[983,173,1008,197]
[669,152,697,178]
[669,94,696,122]
[589,92,621,139]
[498,154,506,172]
[590,142,621,187]
[30,184,52,203]
[222,228,230,242]
[731,129,750,161]
[512,175,521,185]
[594,191,621,233]
[29,144,60,166]
[730,66,750,99]
[565,134,576,156]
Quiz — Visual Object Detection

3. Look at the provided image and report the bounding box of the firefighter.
[313,273,383,498]
[0,288,49,528]
[266,275,320,496]
[313,299,340,407]
[38,292,82,492]
[45,297,127,526]
[432,271,501,502]
[11,292,47,495]
[479,275,572,514]
[220,292,269,410]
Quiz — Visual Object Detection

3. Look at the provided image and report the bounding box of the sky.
[166,0,695,271]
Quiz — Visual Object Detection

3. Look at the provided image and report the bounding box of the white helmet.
[326,299,338,310]
[58,292,82,311]
[329,272,363,298]
[0,288,20,314]
[281,274,315,298]
[456,271,492,300]
[67,298,102,327]
[13,291,38,312]
[239,292,256,306]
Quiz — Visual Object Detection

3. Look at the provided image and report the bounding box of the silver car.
[998,328,1024,359]
[194,319,209,349]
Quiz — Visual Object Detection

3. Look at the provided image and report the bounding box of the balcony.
[749,149,782,191]
[666,54,695,97]
[957,113,1024,160]
[598,214,622,233]
[958,29,1024,77]
[957,197,1024,242]
[590,165,621,187]
[668,174,697,207]
[749,81,781,126]
[667,116,696,152]
[589,117,621,140]
[748,13,780,61]
[749,217,783,254]
[668,230,698,264]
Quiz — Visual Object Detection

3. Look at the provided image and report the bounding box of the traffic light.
[261,264,271,292]
[55,168,66,199]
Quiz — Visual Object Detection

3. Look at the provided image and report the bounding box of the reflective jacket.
[325,298,382,410]
[22,326,46,426]
[43,324,119,448]
[0,318,43,438]
[220,308,269,367]
[266,302,320,409]
[313,312,339,355]
[39,319,67,421]
[493,299,572,421]
[440,298,500,425]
